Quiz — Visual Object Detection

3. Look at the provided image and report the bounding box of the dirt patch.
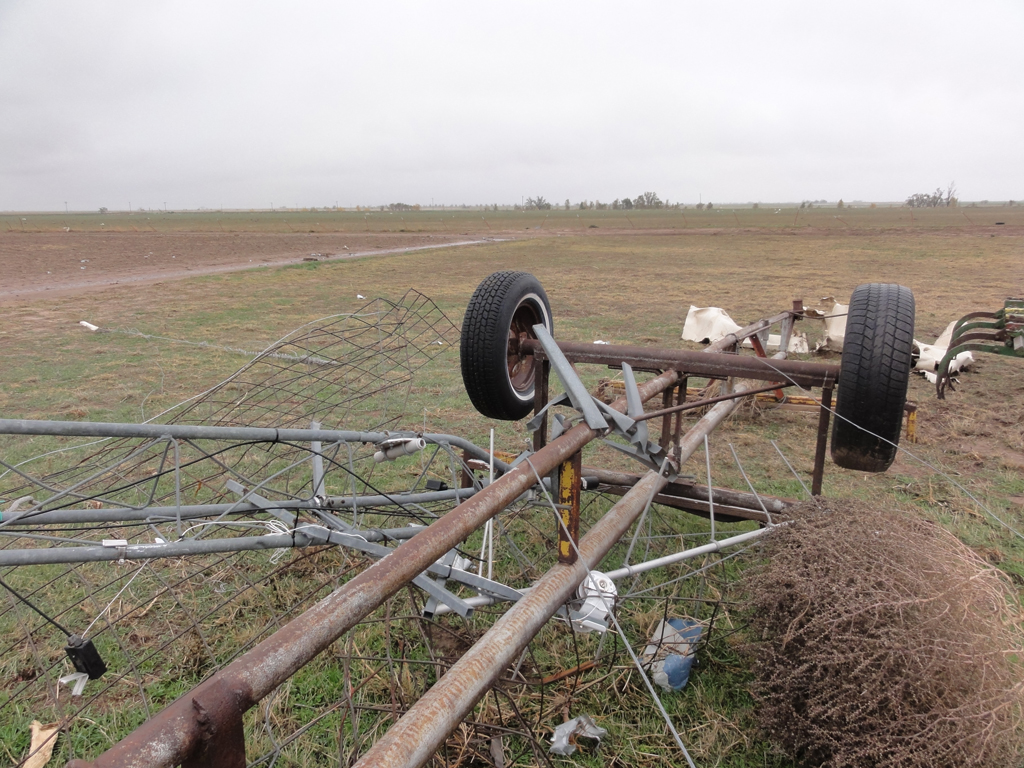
[0,232,493,303]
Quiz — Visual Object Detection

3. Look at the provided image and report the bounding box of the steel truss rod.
[0,424,511,469]
[0,520,470,566]
[433,524,772,616]
[66,369,681,768]
[0,532,314,566]
[1,488,477,527]
[351,379,766,768]
[602,526,770,581]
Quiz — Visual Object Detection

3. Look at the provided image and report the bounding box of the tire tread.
[831,283,915,472]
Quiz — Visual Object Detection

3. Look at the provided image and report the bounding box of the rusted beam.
[633,382,791,422]
[659,385,674,451]
[532,357,550,452]
[520,339,838,389]
[596,485,771,524]
[671,377,686,464]
[582,466,793,521]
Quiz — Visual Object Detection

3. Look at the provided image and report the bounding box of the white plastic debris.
[79,321,99,331]
[742,331,809,354]
[571,571,617,633]
[815,298,849,352]
[914,320,974,376]
[549,715,607,756]
[593,340,610,345]
[373,438,426,463]
[357,294,366,299]
[682,306,808,352]
[681,305,741,344]
[642,618,703,691]
[59,671,90,696]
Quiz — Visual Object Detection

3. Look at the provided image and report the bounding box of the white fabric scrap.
[59,672,90,696]
[681,305,741,344]
[914,320,974,375]
[549,715,608,756]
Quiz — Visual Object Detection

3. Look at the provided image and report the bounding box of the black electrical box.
[65,635,107,679]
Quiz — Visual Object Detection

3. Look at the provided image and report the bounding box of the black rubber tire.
[831,283,915,472]
[460,271,553,421]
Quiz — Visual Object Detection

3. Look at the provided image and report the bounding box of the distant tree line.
[905,183,957,208]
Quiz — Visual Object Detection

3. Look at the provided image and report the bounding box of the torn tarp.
[549,715,608,756]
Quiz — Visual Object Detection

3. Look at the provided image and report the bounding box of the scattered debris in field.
[23,720,59,768]
[549,715,608,756]
[642,618,703,691]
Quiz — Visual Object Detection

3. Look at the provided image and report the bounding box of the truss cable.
[0,574,73,637]
[770,439,812,499]
[526,459,699,768]
[727,444,773,525]
[752,357,1024,542]
[83,563,150,639]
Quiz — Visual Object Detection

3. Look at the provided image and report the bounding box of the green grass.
[1,211,1022,765]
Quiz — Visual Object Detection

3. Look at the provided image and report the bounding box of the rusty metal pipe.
[583,466,792,514]
[521,340,837,388]
[350,381,761,768]
[67,371,681,768]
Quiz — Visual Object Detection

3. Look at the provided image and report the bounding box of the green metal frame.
[937,298,1024,397]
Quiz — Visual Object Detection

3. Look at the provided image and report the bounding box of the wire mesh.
[0,291,753,767]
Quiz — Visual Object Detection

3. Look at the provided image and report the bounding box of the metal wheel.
[460,271,553,420]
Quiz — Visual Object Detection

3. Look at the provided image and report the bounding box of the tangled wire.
[742,500,1024,768]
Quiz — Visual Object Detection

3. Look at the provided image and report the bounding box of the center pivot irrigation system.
[0,274,917,768]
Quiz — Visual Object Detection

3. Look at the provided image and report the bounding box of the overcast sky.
[1,1,1021,211]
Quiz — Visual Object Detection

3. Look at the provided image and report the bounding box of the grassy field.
[5,203,1024,235]
[1,209,1022,765]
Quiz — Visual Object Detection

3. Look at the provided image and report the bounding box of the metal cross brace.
[225,481,475,617]
[525,337,671,475]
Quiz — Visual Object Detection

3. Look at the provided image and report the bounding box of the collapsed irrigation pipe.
[65,370,681,768]
[350,379,765,768]
[0,488,478,527]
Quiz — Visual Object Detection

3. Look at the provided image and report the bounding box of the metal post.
[557,452,581,564]
[672,377,686,465]
[533,357,550,452]
[659,386,674,451]
[811,378,834,496]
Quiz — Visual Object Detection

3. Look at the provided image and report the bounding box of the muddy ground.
[0,232,486,302]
